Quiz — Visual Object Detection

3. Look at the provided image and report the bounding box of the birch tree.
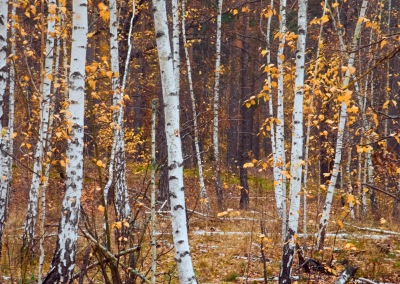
[212,0,224,210]
[0,0,9,255]
[275,0,287,239]
[182,0,210,213]
[317,0,368,250]
[302,0,327,245]
[278,0,308,282]
[42,0,88,281]
[152,0,197,282]
[151,99,157,284]
[110,0,132,221]
[22,0,57,250]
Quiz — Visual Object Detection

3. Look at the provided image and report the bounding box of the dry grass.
[1,163,400,283]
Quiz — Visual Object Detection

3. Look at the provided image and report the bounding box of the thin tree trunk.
[213,0,224,210]
[0,0,15,237]
[181,0,210,213]
[275,0,287,240]
[151,100,157,284]
[42,0,87,281]
[239,6,250,210]
[23,0,57,250]
[302,0,327,249]
[317,0,368,250]
[152,0,197,282]
[278,0,308,282]
[114,0,134,223]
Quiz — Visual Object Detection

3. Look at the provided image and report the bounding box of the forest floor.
[1,162,400,283]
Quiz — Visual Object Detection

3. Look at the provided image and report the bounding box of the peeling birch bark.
[23,0,57,250]
[42,0,87,281]
[278,0,308,282]
[153,0,197,282]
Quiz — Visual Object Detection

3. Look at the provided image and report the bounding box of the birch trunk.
[0,0,9,255]
[275,0,287,240]
[42,0,87,281]
[181,0,210,213]
[151,100,157,284]
[38,7,63,281]
[172,0,179,93]
[212,0,224,210]
[102,0,119,206]
[278,0,308,282]
[152,0,197,282]
[317,0,368,250]
[112,0,132,221]
[302,0,327,247]
[23,0,56,249]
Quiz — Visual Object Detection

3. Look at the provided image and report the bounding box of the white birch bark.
[23,0,57,248]
[111,0,131,221]
[153,0,197,282]
[317,0,368,250]
[151,100,157,284]
[346,147,355,219]
[278,0,308,281]
[172,0,179,93]
[302,0,327,246]
[0,0,9,252]
[181,0,210,213]
[38,7,62,282]
[275,0,287,241]
[104,0,134,222]
[0,2,15,251]
[42,0,87,281]
[102,0,119,205]
[212,0,224,210]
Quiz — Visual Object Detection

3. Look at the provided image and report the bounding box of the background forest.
[0,0,400,283]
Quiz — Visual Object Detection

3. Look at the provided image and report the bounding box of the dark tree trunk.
[156,88,169,202]
[253,108,260,160]
[239,10,250,209]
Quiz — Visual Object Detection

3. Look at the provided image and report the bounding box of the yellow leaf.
[337,220,343,228]
[2,176,5,180]
[233,9,238,15]
[381,40,387,49]
[97,160,103,167]
[321,15,329,23]
[349,67,356,75]
[246,102,251,108]
[332,3,339,8]
[26,143,31,149]
[337,90,352,103]
[70,198,75,202]
[279,54,285,62]
[244,162,254,168]
[383,100,389,109]
[123,221,130,227]
[364,188,369,192]
[106,71,113,79]
[261,49,268,57]
[98,205,105,212]
[47,74,53,81]
[252,159,258,164]
[48,4,57,15]
[271,81,277,88]
[380,218,386,224]
[114,71,118,78]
